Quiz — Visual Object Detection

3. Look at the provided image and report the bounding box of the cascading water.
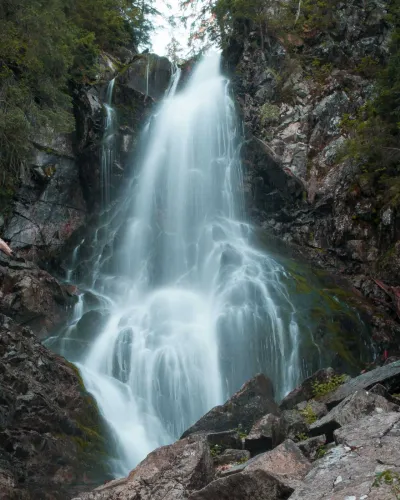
[101,78,117,206]
[48,52,372,477]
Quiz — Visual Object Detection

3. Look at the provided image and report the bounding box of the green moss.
[312,374,347,398]
[210,444,223,457]
[373,469,400,498]
[316,445,327,459]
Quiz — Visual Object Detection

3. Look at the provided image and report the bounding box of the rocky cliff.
[225,0,400,353]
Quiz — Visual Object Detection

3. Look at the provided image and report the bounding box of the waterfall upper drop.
[50,52,371,476]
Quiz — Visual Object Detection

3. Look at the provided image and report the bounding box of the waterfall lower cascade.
[49,52,371,476]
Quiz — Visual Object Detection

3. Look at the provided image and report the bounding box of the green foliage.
[210,444,223,457]
[373,470,400,498]
[316,445,327,459]
[236,424,248,439]
[312,374,346,398]
[299,404,317,425]
[295,432,309,442]
[0,0,155,191]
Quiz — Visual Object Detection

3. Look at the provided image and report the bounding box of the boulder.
[297,435,326,461]
[320,360,400,409]
[73,435,213,500]
[206,430,243,451]
[310,389,397,442]
[181,374,279,438]
[0,315,108,499]
[244,414,284,454]
[245,439,311,490]
[281,410,308,441]
[188,469,293,500]
[280,368,337,410]
[290,412,400,499]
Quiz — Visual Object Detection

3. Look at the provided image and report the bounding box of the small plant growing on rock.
[210,444,222,457]
[295,432,309,442]
[316,445,327,459]
[236,456,249,465]
[236,424,248,440]
[260,102,280,125]
[312,374,346,398]
[373,470,400,498]
[300,403,318,424]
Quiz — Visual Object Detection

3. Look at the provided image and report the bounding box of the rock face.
[291,412,400,499]
[0,253,76,338]
[72,436,213,500]
[309,389,397,441]
[181,374,279,438]
[0,315,108,499]
[226,0,400,350]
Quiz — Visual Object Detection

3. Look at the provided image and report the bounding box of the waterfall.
[50,52,372,477]
[101,78,116,206]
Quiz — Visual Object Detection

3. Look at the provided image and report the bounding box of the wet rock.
[0,315,107,499]
[280,368,337,410]
[310,390,397,441]
[297,435,326,461]
[321,360,400,409]
[290,412,400,499]
[73,435,213,500]
[245,439,311,490]
[244,414,284,454]
[188,469,293,500]
[214,449,250,466]
[181,374,279,438]
[118,53,172,100]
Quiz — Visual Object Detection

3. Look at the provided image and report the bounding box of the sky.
[151,0,191,57]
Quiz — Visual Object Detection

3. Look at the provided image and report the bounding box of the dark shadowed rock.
[73,435,213,500]
[118,53,172,100]
[206,430,242,450]
[214,449,250,466]
[291,412,400,499]
[297,435,326,461]
[280,368,337,410]
[188,469,293,500]
[321,360,400,409]
[245,414,284,455]
[310,390,397,442]
[181,374,279,438]
[0,315,108,499]
[245,439,311,490]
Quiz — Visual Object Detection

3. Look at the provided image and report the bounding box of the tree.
[167,36,184,64]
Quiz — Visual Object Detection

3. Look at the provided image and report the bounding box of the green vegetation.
[312,374,346,398]
[316,445,327,459]
[236,424,248,439]
[0,0,156,200]
[373,470,400,498]
[210,444,223,457]
[295,432,309,442]
[299,404,317,425]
